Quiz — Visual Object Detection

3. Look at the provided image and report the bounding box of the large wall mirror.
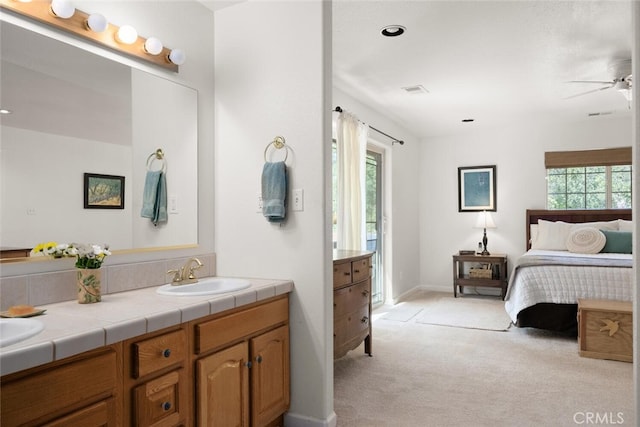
[0,21,198,256]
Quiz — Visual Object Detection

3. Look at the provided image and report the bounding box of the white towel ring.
[146,148,167,172]
[264,136,289,163]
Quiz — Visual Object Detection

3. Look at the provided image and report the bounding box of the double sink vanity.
[0,273,293,426]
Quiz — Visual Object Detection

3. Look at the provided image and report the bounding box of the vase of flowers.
[74,244,110,304]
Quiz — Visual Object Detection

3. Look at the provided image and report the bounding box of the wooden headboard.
[526,209,632,250]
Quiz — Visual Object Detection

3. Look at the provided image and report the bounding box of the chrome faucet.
[167,257,203,286]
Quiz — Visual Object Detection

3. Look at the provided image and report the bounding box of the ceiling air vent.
[587,111,613,117]
[402,85,428,95]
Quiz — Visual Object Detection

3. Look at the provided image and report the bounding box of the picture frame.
[84,173,125,209]
[458,165,496,212]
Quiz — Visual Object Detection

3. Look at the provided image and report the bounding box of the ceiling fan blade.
[563,84,615,100]
[568,80,615,85]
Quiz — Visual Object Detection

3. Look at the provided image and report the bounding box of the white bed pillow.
[531,219,619,250]
[570,220,618,232]
[531,220,573,250]
[566,227,606,254]
[618,219,633,232]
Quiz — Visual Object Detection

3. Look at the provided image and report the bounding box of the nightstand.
[452,253,508,299]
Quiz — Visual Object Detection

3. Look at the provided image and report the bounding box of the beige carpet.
[414,296,512,331]
[334,290,635,427]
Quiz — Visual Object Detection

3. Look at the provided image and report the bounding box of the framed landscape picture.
[84,173,125,209]
[458,165,496,212]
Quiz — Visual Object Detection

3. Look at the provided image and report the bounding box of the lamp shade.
[474,211,496,229]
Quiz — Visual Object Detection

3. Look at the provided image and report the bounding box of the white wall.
[419,115,633,291]
[0,127,133,248]
[332,88,421,302]
[214,1,333,425]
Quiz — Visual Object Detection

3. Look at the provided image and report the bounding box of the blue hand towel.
[141,170,168,226]
[262,161,287,222]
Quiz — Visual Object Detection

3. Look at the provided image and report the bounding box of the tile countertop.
[0,277,294,376]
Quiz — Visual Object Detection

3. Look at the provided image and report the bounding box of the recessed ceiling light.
[381,25,406,37]
[0,109,12,114]
[461,119,474,123]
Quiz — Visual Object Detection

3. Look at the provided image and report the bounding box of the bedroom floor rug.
[379,303,423,322]
[414,295,513,331]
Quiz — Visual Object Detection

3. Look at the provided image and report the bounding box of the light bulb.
[50,0,75,19]
[86,13,108,33]
[168,49,186,65]
[144,37,163,55]
[116,25,138,45]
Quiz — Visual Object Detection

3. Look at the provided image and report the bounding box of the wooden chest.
[578,299,633,363]
[333,250,373,359]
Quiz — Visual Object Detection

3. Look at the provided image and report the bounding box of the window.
[547,165,632,209]
[545,147,632,210]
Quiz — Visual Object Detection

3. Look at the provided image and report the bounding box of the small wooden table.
[452,253,508,299]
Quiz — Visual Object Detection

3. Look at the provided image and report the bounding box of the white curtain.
[336,111,368,250]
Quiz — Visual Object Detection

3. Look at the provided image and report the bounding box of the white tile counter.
[0,277,293,376]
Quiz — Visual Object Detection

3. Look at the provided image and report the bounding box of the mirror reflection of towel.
[141,170,167,226]
[262,161,287,222]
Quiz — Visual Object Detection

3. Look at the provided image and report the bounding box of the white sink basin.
[0,318,45,348]
[156,277,252,296]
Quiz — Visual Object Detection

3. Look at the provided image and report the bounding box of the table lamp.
[474,211,496,255]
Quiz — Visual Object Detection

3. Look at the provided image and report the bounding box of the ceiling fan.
[565,59,632,102]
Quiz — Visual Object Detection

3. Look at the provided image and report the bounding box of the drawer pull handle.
[354,269,360,274]
[245,361,252,368]
[256,355,263,363]
[362,290,369,296]
[162,348,171,358]
[162,402,172,411]
[361,316,369,324]
[344,272,351,276]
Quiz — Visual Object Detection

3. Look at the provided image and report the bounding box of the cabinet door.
[250,325,290,427]
[196,342,249,427]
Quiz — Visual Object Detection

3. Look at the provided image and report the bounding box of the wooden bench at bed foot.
[578,299,633,363]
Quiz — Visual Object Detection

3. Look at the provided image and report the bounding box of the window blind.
[544,147,632,168]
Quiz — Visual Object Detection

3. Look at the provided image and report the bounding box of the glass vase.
[77,268,102,304]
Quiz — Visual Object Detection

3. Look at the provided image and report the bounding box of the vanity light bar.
[0,0,182,72]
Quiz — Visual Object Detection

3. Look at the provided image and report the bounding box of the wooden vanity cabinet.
[0,294,291,427]
[192,295,290,427]
[124,326,190,427]
[0,344,123,426]
[333,250,373,359]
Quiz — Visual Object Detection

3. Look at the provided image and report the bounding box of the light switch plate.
[292,188,303,211]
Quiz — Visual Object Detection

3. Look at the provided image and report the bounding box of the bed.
[504,209,633,333]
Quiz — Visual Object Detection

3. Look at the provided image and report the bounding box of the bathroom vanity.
[0,279,292,427]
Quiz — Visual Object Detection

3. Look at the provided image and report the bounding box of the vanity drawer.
[195,296,288,355]
[132,329,187,379]
[333,262,352,288]
[334,279,370,318]
[351,257,370,283]
[134,369,186,426]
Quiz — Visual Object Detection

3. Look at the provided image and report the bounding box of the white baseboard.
[284,411,337,427]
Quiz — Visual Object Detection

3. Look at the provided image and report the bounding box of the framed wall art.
[84,173,125,209]
[458,165,496,212]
